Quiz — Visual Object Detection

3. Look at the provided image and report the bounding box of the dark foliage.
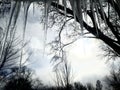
[96,80,103,90]
[74,82,87,90]
[4,77,33,90]
[104,69,120,90]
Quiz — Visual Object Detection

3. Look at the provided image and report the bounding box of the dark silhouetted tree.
[4,77,33,90]
[86,83,95,90]
[32,78,43,90]
[104,69,120,90]
[4,67,33,90]
[74,82,87,90]
[96,80,103,90]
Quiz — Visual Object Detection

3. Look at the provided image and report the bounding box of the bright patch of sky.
[66,38,109,84]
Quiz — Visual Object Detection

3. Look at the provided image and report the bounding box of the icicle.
[97,0,107,25]
[23,1,31,36]
[43,0,53,57]
[76,0,84,36]
[33,2,35,16]
[19,1,31,72]
[83,0,87,21]
[108,1,110,20]
[62,0,67,19]
[56,0,60,11]
[95,0,101,30]
[69,0,84,36]
[73,1,79,36]
[90,0,99,36]
[43,0,48,58]
[69,0,76,21]
[62,0,68,36]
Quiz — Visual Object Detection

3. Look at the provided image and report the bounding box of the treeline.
[0,66,103,90]
[0,63,120,90]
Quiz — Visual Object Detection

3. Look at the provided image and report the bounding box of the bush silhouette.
[104,70,120,90]
[74,82,87,90]
[4,76,33,90]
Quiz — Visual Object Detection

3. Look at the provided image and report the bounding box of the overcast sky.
[2,3,112,85]
[18,3,112,85]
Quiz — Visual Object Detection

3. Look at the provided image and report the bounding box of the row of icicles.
[0,0,119,67]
